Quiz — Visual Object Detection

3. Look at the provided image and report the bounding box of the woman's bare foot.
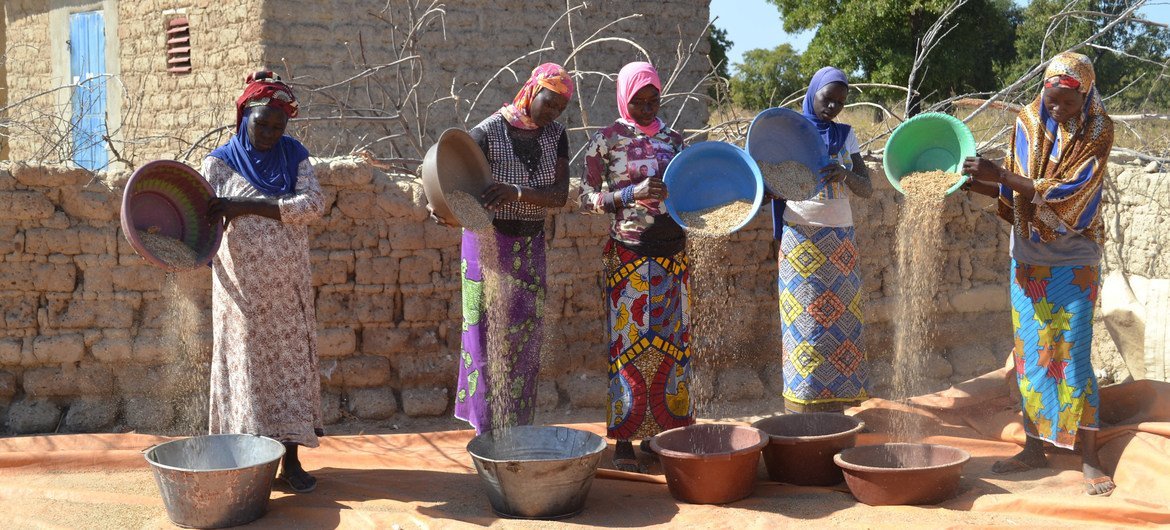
[991,446,1049,474]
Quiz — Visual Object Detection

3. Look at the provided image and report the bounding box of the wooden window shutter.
[165,16,191,74]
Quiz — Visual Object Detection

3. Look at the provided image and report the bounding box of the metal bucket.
[144,434,285,528]
[466,425,606,519]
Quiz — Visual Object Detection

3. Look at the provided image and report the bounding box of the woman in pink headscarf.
[580,62,692,472]
[453,63,574,434]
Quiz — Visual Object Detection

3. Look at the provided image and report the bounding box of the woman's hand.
[631,178,669,201]
[208,197,247,226]
[962,156,1002,183]
[208,197,281,225]
[819,163,849,184]
[481,183,520,211]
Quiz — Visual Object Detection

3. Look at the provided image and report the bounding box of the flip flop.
[1084,475,1116,497]
[280,470,318,493]
[613,458,647,474]
[990,455,1047,475]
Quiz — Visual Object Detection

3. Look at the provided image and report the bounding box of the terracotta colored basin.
[834,443,970,506]
[752,413,865,486]
[649,424,768,504]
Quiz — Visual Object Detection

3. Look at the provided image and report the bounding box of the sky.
[710,0,1170,73]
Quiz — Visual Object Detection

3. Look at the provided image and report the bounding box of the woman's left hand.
[481,183,520,211]
[962,156,1002,183]
[819,163,848,184]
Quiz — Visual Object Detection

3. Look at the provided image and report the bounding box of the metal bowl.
[466,425,606,519]
[145,434,285,528]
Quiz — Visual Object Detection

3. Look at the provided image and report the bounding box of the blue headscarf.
[801,66,852,156]
[209,114,310,197]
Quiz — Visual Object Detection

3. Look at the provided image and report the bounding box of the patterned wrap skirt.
[604,240,694,440]
[779,223,869,410]
[454,229,546,434]
[1010,259,1100,448]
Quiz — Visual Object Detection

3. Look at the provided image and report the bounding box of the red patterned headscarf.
[499,63,575,130]
[234,70,300,130]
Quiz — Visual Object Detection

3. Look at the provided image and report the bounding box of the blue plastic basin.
[746,107,830,172]
[663,141,763,234]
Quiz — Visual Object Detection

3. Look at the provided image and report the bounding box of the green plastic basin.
[882,113,975,195]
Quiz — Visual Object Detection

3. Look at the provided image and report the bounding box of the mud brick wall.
[2,157,1038,435]
[4,0,712,166]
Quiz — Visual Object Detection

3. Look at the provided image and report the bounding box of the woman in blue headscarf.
[774,67,873,413]
[205,71,326,494]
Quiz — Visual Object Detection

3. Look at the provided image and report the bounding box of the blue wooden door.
[70,10,108,170]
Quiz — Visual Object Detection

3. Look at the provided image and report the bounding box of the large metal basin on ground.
[466,425,606,519]
[144,434,285,528]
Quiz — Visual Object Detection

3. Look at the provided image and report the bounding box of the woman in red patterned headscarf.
[962,52,1115,496]
[206,70,326,494]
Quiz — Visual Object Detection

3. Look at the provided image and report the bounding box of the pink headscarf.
[499,63,575,130]
[616,62,664,137]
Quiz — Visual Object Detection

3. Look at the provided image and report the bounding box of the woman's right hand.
[631,179,668,201]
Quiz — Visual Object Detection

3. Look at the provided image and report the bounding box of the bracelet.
[513,184,523,201]
[621,185,634,206]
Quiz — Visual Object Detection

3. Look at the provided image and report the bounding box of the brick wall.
[261,0,713,162]
[4,0,713,169]
[1,4,8,160]
[0,157,1030,434]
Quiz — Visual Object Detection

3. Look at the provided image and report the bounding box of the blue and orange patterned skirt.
[1010,259,1100,448]
[604,240,694,441]
[779,223,869,411]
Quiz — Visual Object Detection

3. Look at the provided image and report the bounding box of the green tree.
[767,0,1018,108]
[1006,0,1170,110]
[708,25,734,82]
[729,44,805,111]
[708,24,734,101]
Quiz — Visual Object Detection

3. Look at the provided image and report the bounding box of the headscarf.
[998,52,1113,245]
[499,63,575,130]
[616,61,664,137]
[209,71,310,197]
[801,66,852,155]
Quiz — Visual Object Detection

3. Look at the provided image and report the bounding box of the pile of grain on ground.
[899,170,962,198]
[447,190,493,232]
[139,233,199,270]
[889,169,954,445]
[760,160,818,201]
[680,200,754,237]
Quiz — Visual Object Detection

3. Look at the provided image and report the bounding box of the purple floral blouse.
[580,121,686,246]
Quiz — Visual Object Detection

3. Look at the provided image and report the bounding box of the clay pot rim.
[649,424,769,461]
[751,413,866,445]
[833,442,971,473]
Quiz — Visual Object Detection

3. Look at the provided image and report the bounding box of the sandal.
[612,458,647,474]
[639,439,657,456]
[1084,475,1116,497]
[280,469,318,493]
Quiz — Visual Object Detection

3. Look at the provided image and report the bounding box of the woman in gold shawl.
[962,51,1115,496]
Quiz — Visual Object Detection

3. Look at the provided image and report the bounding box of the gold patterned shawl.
[998,52,1114,245]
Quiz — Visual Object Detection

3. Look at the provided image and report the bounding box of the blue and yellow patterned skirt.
[1010,259,1100,449]
[779,223,869,410]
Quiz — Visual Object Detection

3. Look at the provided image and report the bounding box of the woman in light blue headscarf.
[774,67,873,413]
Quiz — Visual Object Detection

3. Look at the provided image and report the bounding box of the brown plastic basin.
[420,128,492,227]
[751,413,865,486]
[648,424,768,504]
[834,443,970,506]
